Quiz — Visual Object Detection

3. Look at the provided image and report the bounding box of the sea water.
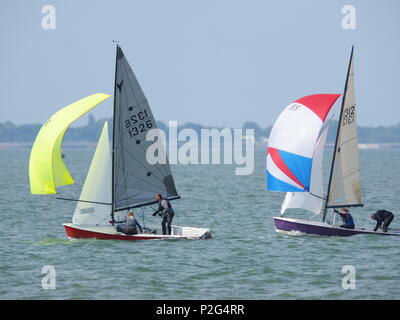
[0,147,399,299]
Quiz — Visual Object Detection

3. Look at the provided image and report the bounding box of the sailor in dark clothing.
[152,193,174,235]
[113,211,143,235]
[335,208,355,229]
[371,210,394,232]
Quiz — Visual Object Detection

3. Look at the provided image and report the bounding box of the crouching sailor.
[153,193,175,235]
[113,211,143,235]
[371,210,394,232]
[335,208,355,229]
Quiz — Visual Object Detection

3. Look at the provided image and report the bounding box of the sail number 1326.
[125,110,153,138]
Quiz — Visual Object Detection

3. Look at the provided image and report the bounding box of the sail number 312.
[342,105,355,126]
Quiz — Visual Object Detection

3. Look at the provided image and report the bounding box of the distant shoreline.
[2,142,400,150]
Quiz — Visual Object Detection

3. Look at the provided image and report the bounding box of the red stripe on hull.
[64,225,171,241]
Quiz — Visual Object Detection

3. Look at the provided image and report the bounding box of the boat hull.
[64,223,212,241]
[274,217,400,237]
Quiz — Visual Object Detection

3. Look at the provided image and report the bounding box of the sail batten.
[112,46,179,211]
[114,196,181,212]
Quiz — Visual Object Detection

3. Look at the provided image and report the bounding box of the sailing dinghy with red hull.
[266,47,399,237]
[29,45,211,240]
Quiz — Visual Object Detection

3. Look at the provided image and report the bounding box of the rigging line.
[341,168,360,180]
[141,207,146,229]
[114,196,181,212]
[56,197,112,205]
[308,192,327,201]
[95,212,113,226]
[337,136,358,148]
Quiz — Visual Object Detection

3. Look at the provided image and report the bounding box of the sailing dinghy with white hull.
[29,45,211,240]
[266,47,399,237]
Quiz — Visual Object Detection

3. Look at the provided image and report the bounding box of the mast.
[111,43,119,222]
[322,46,354,222]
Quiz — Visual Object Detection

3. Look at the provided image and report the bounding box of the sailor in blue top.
[113,211,143,235]
[335,208,355,229]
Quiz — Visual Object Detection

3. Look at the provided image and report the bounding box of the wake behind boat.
[266,47,398,237]
[29,45,211,241]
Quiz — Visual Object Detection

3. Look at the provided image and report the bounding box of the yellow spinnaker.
[29,93,111,194]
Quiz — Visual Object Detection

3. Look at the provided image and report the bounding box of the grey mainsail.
[112,46,178,212]
[326,47,362,209]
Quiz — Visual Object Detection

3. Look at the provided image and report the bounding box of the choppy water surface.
[0,147,399,299]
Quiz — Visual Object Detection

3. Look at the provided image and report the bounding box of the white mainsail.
[280,124,329,215]
[326,47,362,208]
[72,121,112,225]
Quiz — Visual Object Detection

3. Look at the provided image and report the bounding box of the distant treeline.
[1,115,400,144]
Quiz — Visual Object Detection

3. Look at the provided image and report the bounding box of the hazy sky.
[1,0,399,127]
